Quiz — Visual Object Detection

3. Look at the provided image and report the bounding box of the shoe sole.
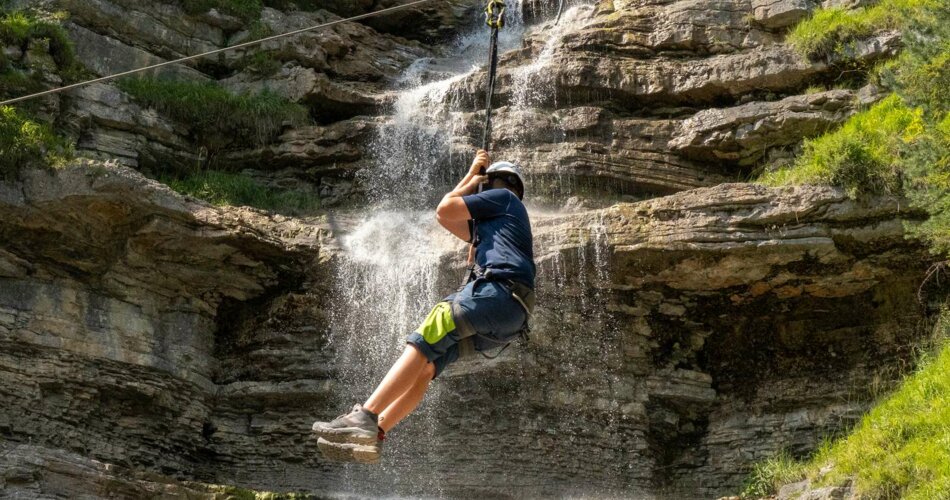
[317,437,380,464]
[311,425,377,446]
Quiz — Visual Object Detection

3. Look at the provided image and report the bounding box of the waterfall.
[323,1,618,495]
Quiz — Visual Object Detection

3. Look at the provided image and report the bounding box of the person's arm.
[436,150,491,241]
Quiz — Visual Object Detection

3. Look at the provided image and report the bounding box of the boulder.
[752,0,815,29]
[669,88,867,165]
[65,22,209,81]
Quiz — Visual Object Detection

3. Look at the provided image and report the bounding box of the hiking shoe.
[317,437,381,464]
[311,404,378,445]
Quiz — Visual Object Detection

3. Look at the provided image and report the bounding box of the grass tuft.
[759,94,924,196]
[740,450,807,498]
[788,0,936,59]
[160,170,321,214]
[116,77,309,154]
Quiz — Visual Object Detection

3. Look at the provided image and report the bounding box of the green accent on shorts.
[417,301,456,344]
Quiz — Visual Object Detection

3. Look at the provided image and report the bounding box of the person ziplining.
[0,0,537,465]
[311,0,538,464]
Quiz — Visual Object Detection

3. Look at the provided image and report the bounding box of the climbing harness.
[481,0,506,152]
[455,264,535,360]
[0,0,440,107]
[460,2,534,361]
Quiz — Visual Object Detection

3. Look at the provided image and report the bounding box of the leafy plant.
[759,95,924,196]
[0,105,71,178]
[0,11,76,68]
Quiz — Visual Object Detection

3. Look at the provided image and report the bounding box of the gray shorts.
[406,279,527,378]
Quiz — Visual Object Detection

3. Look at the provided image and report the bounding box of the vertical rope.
[481,25,500,155]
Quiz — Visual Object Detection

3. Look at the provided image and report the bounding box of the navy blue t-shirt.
[463,188,535,288]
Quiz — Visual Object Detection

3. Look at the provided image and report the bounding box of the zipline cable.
[0,0,438,107]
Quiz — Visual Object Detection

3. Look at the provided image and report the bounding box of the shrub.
[116,77,309,154]
[0,105,70,178]
[160,170,320,214]
[904,113,950,254]
[0,11,76,69]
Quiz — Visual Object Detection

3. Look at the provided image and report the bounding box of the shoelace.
[331,404,362,421]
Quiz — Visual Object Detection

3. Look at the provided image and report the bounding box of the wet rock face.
[47,0,899,202]
[0,165,933,498]
[0,163,330,485]
[1,0,935,499]
[440,3,899,198]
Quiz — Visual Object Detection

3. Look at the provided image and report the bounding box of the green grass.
[160,170,321,214]
[759,94,925,196]
[762,0,950,251]
[0,105,71,179]
[116,77,308,152]
[740,450,807,498]
[741,311,950,499]
[788,0,937,59]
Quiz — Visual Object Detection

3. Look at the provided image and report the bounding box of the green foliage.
[0,11,76,68]
[788,0,936,59]
[237,51,282,76]
[175,0,263,22]
[759,94,924,196]
[116,77,308,153]
[160,170,321,214]
[740,311,950,499]
[740,450,807,498]
[0,105,71,178]
[761,0,950,216]
[905,113,950,254]
[804,315,950,498]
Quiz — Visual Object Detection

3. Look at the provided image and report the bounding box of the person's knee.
[421,360,436,380]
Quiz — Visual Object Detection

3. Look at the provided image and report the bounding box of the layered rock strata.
[0,163,333,492]
[23,0,899,204]
[0,163,934,498]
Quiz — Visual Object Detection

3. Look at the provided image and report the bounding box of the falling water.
[323,0,624,495]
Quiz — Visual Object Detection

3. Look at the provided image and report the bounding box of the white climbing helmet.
[485,161,526,199]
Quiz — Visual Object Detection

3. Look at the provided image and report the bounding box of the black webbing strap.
[482,0,504,151]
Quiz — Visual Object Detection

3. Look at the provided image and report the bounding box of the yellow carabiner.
[484,0,506,29]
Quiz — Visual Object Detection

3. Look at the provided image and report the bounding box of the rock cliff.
[0,0,938,498]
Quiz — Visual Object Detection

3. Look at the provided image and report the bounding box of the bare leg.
[363,345,430,416]
[377,361,435,432]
